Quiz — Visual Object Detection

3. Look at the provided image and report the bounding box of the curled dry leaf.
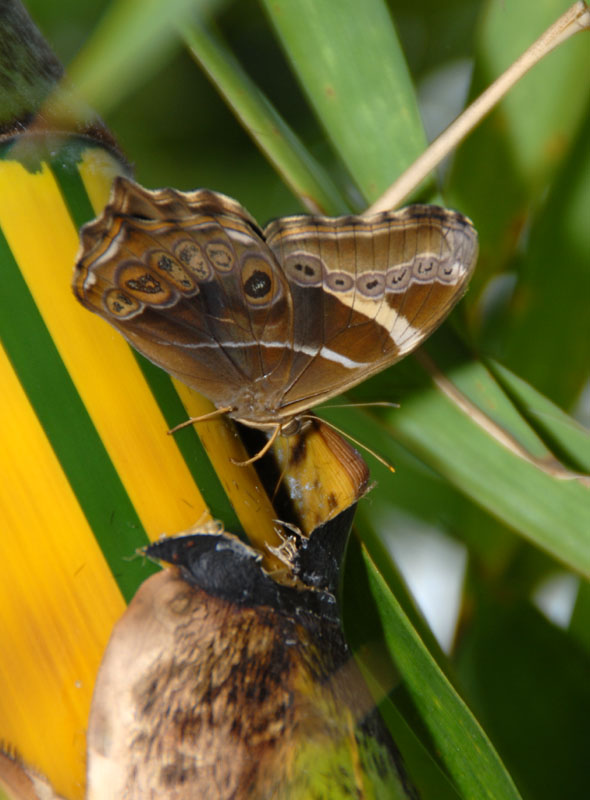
[86,529,416,799]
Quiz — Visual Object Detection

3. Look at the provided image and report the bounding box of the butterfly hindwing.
[264,205,478,415]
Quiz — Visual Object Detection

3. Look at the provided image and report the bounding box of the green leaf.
[353,356,590,576]
[361,546,523,800]
[456,597,590,800]
[261,0,427,202]
[321,326,590,578]
[488,359,590,474]
[181,19,348,214]
[449,0,590,283]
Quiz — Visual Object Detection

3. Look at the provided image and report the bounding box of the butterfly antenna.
[168,406,233,434]
[300,415,396,474]
[319,401,399,411]
[230,423,281,467]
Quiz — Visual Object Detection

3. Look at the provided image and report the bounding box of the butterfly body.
[74,177,478,433]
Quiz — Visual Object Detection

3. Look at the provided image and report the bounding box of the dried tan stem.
[367,2,590,214]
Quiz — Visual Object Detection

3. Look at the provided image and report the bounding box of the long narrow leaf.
[182,19,348,214]
[361,546,523,800]
[261,0,427,202]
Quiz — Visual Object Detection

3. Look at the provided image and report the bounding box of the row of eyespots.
[97,242,208,318]
[150,235,283,309]
[101,234,283,317]
[283,251,464,296]
[104,266,280,320]
[101,233,238,310]
[174,238,235,280]
[98,230,465,318]
[160,240,281,308]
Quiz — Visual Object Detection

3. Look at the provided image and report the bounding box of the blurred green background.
[25,0,480,214]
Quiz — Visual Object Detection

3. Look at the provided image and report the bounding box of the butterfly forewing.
[263,205,478,415]
[73,178,477,428]
[74,177,295,414]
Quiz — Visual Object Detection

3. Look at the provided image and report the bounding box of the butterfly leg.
[168,406,234,435]
[230,423,281,467]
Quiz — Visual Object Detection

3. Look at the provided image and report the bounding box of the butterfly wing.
[73,177,294,419]
[74,180,478,428]
[264,205,478,415]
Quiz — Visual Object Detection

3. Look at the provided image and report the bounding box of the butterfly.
[73,176,478,455]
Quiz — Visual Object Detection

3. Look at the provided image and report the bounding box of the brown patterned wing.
[264,204,478,416]
[73,177,294,423]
